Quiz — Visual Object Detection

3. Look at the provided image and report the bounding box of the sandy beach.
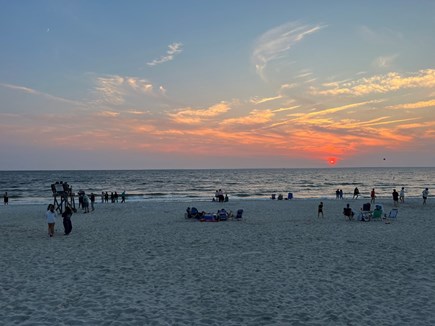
[1,198,434,325]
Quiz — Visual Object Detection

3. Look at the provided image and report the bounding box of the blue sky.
[1,0,435,170]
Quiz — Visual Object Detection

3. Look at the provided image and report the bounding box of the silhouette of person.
[353,187,360,199]
[318,202,324,218]
[370,188,376,204]
[392,189,399,206]
[422,188,429,205]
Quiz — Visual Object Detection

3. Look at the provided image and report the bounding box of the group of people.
[101,191,126,204]
[213,189,228,202]
[387,187,428,205]
[78,191,95,213]
[336,186,429,205]
[322,186,431,221]
[42,189,128,237]
[45,204,73,237]
[335,189,344,199]
[185,206,243,221]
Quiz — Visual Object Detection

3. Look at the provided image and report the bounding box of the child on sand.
[318,201,324,218]
[45,204,57,237]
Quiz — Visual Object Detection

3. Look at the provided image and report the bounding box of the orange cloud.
[220,109,275,126]
[168,103,230,124]
[98,111,120,117]
[250,95,283,104]
[313,69,435,96]
[387,98,435,110]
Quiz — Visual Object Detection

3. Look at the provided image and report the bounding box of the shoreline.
[2,193,431,206]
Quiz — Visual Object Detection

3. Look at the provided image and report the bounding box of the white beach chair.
[387,208,398,219]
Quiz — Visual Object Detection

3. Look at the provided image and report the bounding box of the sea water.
[0,167,433,204]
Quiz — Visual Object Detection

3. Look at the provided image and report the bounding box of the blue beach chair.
[387,208,398,219]
[217,209,229,221]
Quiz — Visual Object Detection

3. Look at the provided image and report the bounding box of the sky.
[1,0,435,170]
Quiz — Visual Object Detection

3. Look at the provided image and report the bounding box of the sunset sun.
[327,157,337,166]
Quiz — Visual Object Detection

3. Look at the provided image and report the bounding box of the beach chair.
[343,207,354,220]
[372,205,383,221]
[190,207,203,219]
[362,203,371,211]
[235,209,243,220]
[387,208,398,219]
[217,209,229,221]
[358,203,372,221]
[200,213,217,222]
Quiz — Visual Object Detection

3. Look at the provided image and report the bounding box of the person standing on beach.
[83,194,90,213]
[3,192,8,205]
[399,187,405,203]
[90,193,95,211]
[217,189,224,202]
[45,204,57,237]
[353,187,360,199]
[422,188,429,205]
[318,201,324,217]
[121,191,126,203]
[62,205,73,235]
[78,191,84,209]
[370,188,376,204]
[392,189,399,206]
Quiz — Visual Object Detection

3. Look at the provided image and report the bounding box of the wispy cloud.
[250,83,297,105]
[168,102,230,124]
[373,54,399,68]
[94,75,127,105]
[221,109,275,126]
[387,98,435,110]
[272,105,300,113]
[147,42,183,66]
[297,100,382,119]
[98,111,120,118]
[0,83,82,106]
[250,95,282,105]
[93,75,160,105]
[312,69,435,96]
[252,22,326,80]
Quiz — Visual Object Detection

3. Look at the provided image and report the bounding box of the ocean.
[0,167,433,205]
